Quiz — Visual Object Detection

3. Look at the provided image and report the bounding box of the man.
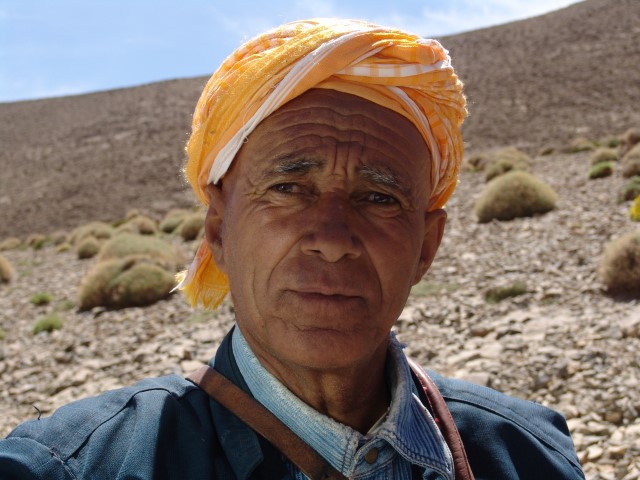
[1,19,583,479]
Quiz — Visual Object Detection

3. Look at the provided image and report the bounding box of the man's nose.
[300,196,362,262]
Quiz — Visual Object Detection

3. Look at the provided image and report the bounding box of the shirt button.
[364,447,379,464]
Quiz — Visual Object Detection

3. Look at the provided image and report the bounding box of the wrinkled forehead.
[225,89,433,197]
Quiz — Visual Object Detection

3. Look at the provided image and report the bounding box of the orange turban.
[178,18,467,309]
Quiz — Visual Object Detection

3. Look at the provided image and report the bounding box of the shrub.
[0,254,14,283]
[620,177,640,202]
[631,196,640,222]
[0,237,22,251]
[50,230,69,246]
[33,314,64,335]
[598,231,640,296]
[123,215,158,235]
[71,221,115,245]
[483,147,529,182]
[0,327,5,340]
[178,212,206,242]
[78,256,176,310]
[97,232,182,271]
[30,292,53,306]
[26,234,48,250]
[56,242,72,253]
[619,128,640,158]
[484,282,528,303]
[564,137,596,153]
[76,236,101,259]
[474,171,558,223]
[621,145,640,178]
[590,148,618,166]
[598,135,621,149]
[462,153,490,172]
[159,209,190,234]
[538,146,555,156]
[588,161,615,179]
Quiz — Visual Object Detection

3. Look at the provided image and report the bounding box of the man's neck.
[240,329,391,434]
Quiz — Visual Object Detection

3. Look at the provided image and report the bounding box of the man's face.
[206,89,445,373]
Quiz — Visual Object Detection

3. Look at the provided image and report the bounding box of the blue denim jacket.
[0,328,584,479]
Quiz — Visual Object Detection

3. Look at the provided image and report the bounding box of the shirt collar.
[232,327,454,478]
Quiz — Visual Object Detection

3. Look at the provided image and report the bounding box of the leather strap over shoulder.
[408,358,475,480]
[187,365,348,480]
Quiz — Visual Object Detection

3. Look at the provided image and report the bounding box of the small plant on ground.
[178,212,206,242]
[588,161,614,179]
[462,153,490,172]
[630,196,640,222]
[30,292,53,306]
[0,237,22,251]
[76,236,101,259]
[483,147,530,182]
[621,145,640,178]
[26,234,48,250]
[97,232,182,271]
[122,215,158,235]
[33,314,64,335]
[0,254,14,283]
[597,135,621,149]
[71,221,115,245]
[564,137,596,153]
[538,146,555,156]
[598,231,640,297]
[0,327,5,340]
[159,209,190,234]
[56,242,72,253]
[78,256,176,310]
[474,171,558,223]
[484,282,528,303]
[619,177,640,202]
[590,148,618,166]
[619,128,640,158]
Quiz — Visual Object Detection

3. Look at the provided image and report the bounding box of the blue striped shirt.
[232,327,454,479]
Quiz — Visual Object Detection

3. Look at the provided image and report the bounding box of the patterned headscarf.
[178,18,467,308]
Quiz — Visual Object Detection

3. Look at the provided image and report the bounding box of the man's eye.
[270,183,300,194]
[367,192,398,205]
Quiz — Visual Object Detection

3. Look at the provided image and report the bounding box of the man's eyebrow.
[259,158,323,180]
[357,164,411,196]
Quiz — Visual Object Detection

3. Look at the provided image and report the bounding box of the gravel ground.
[1,150,639,479]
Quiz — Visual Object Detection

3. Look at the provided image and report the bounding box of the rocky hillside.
[1,0,640,239]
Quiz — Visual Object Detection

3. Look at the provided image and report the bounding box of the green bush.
[538,146,555,156]
[564,137,596,153]
[33,314,64,335]
[122,215,158,235]
[483,147,530,182]
[27,234,48,250]
[619,128,640,158]
[588,161,615,179]
[56,242,72,253]
[631,196,640,222]
[598,232,640,297]
[76,236,101,259]
[71,221,115,245]
[30,292,53,306]
[621,145,640,178]
[0,237,22,251]
[50,230,69,246]
[78,256,176,310]
[474,171,558,223]
[0,254,14,283]
[597,135,621,149]
[97,232,182,271]
[178,212,206,242]
[620,177,640,202]
[590,148,618,166]
[462,153,490,172]
[159,209,190,234]
[484,282,528,303]
[0,327,5,340]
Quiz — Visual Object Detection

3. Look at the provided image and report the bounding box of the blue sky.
[0,0,578,103]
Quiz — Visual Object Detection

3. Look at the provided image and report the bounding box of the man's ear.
[204,183,227,272]
[412,208,447,285]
